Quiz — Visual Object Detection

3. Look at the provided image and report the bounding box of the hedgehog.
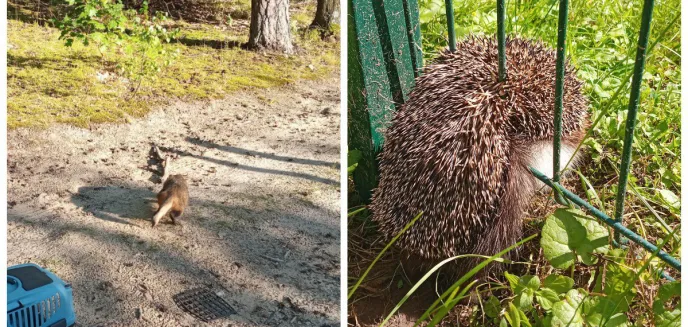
[370,36,589,277]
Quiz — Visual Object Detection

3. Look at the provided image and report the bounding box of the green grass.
[8,4,339,129]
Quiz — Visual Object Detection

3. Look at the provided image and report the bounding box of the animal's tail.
[152,198,174,227]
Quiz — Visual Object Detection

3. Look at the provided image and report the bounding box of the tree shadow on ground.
[10,186,341,326]
[163,146,339,186]
[186,136,339,168]
[172,37,244,50]
[71,186,157,226]
[8,0,63,25]
[8,53,108,70]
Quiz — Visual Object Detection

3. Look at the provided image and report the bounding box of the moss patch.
[8,14,339,129]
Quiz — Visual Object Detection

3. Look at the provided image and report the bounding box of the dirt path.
[7,77,341,327]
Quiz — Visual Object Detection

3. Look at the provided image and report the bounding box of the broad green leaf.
[543,275,574,295]
[536,288,560,311]
[657,189,680,210]
[604,263,636,313]
[655,310,681,327]
[573,213,610,265]
[550,289,584,327]
[582,296,629,327]
[541,209,586,269]
[653,281,681,327]
[541,208,609,269]
[510,275,539,312]
[657,281,681,302]
[484,295,501,319]
[504,271,520,291]
[515,275,540,293]
[514,291,533,312]
[87,7,98,17]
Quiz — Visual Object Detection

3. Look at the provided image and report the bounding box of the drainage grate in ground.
[173,287,237,322]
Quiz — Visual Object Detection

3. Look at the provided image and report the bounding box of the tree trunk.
[310,0,339,29]
[247,0,293,53]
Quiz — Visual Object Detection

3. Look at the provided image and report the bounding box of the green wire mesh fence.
[349,0,680,278]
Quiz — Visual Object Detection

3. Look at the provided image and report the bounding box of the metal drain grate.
[173,287,237,322]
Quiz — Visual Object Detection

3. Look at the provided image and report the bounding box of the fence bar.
[530,167,681,272]
[444,0,456,51]
[552,0,569,205]
[613,0,655,242]
[497,0,506,81]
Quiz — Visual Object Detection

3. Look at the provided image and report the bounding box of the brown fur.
[152,174,189,227]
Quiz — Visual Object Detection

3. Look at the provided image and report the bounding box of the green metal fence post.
[552,0,569,205]
[403,0,424,75]
[348,0,424,202]
[497,0,506,81]
[613,0,655,243]
[445,0,456,51]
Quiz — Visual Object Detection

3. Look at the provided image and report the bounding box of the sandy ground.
[7,77,341,327]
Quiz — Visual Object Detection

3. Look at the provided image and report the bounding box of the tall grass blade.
[348,212,424,299]
[426,280,478,327]
[374,234,536,326]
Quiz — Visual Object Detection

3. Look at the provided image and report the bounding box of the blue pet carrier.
[7,263,76,327]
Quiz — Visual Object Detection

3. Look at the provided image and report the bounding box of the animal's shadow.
[71,186,158,226]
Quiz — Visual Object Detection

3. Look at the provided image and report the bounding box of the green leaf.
[92,21,105,30]
[574,215,610,265]
[582,296,629,327]
[484,295,502,318]
[541,209,586,269]
[508,302,522,327]
[655,310,681,327]
[657,189,680,210]
[509,275,539,312]
[653,281,681,327]
[347,163,358,174]
[543,275,574,295]
[87,7,97,17]
[540,208,609,269]
[603,263,636,314]
[657,281,681,302]
[514,291,533,312]
[515,275,540,293]
[348,149,362,167]
[535,288,559,311]
[517,308,532,327]
[550,289,584,327]
[504,271,520,291]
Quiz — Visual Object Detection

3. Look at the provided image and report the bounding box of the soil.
[7,77,341,327]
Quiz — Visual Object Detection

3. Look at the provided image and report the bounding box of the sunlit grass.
[8,6,339,129]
